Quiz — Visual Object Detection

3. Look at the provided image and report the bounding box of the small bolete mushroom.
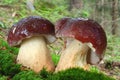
[55,17,107,72]
[7,16,56,73]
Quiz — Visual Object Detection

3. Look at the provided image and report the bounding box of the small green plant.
[51,53,60,66]
[0,22,6,29]
[90,66,100,73]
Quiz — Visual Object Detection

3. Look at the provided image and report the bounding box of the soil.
[98,61,120,80]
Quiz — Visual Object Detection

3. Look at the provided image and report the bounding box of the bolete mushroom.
[55,17,107,72]
[7,16,56,73]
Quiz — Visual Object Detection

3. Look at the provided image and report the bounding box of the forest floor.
[0,1,120,80]
[98,61,120,79]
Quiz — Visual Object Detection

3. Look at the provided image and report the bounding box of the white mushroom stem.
[17,36,55,73]
[55,39,90,72]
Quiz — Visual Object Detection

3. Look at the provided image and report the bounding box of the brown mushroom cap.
[7,16,55,46]
[55,18,107,58]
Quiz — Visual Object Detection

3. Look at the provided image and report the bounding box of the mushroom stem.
[17,36,55,73]
[55,39,90,72]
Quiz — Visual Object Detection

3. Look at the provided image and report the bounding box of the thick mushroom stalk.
[55,39,90,72]
[17,36,55,73]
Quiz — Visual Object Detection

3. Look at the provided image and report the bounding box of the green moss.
[0,39,20,77]
[0,39,19,55]
[12,68,115,80]
[0,75,7,80]
[47,68,115,80]
[0,50,21,77]
[12,70,43,80]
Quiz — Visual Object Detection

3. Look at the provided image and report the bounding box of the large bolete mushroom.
[7,16,56,73]
[55,17,107,72]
